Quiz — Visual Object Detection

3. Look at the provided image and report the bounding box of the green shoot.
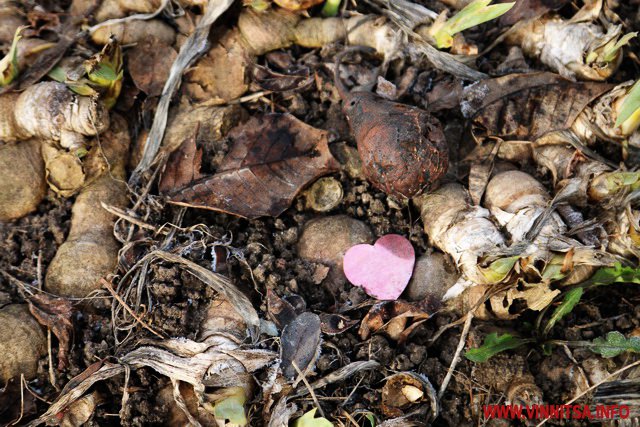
[0,26,25,87]
[85,37,123,109]
[600,171,640,194]
[243,0,270,11]
[601,32,637,63]
[590,331,640,358]
[479,256,519,283]
[542,287,583,336]
[209,387,248,426]
[429,0,515,49]
[321,0,341,17]
[579,262,640,289]
[294,408,333,427]
[465,333,532,363]
[615,80,640,135]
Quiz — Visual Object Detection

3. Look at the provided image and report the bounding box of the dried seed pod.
[0,139,46,221]
[0,82,109,150]
[336,49,448,198]
[304,177,343,212]
[45,115,129,297]
[0,304,46,382]
[381,372,438,419]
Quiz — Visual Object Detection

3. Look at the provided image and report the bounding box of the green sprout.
[85,37,123,109]
[586,31,637,65]
[321,0,341,17]
[48,37,123,109]
[0,26,26,87]
[615,80,640,135]
[465,333,533,363]
[429,0,515,49]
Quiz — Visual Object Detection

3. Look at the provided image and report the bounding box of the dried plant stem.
[101,279,164,339]
[438,311,473,399]
[131,0,234,182]
[293,361,325,418]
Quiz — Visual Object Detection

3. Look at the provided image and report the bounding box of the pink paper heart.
[343,234,415,300]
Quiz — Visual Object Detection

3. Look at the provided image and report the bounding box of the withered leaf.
[127,36,177,96]
[251,63,313,92]
[319,313,358,335]
[266,289,298,330]
[158,128,203,194]
[167,113,340,219]
[358,301,430,343]
[280,312,321,380]
[461,72,611,141]
[28,293,74,370]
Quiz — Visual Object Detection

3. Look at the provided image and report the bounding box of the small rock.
[297,215,373,287]
[305,177,343,212]
[404,251,459,310]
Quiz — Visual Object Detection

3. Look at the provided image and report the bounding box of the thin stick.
[438,311,473,399]
[293,361,326,418]
[88,0,170,33]
[535,358,640,427]
[47,329,58,391]
[101,279,164,339]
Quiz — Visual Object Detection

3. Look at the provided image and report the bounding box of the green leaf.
[212,387,247,426]
[365,413,376,427]
[48,66,68,83]
[602,32,637,63]
[294,408,333,427]
[615,80,640,128]
[591,331,640,358]
[543,287,583,336]
[479,256,519,283]
[580,263,640,288]
[432,0,515,48]
[0,26,25,87]
[321,0,341,17]
[465,333,531,363]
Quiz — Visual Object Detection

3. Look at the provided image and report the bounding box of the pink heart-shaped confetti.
[343,234,415,300]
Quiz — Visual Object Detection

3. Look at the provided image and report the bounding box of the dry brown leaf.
[251,62,313,92]
[166,113,340,219]
[280,312,321,380]
[461,72,611,141]
[358,301,430,343]
[28,293,74,370]
[127,36,177,96]
[266,289,298,330]
[158,128,202,194]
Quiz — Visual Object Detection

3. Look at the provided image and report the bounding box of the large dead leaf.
[127,36,177,96]
[461,72,611,141]
[166,113,340,219]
